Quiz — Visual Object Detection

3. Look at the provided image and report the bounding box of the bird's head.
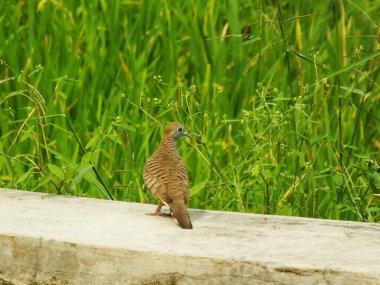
[165,122,191,140]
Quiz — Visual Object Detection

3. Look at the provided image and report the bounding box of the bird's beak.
[183,132,191,138]
[183,132,195,145]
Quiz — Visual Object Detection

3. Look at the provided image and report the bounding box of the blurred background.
[0,0,379,221]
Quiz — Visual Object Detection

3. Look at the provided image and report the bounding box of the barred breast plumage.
[143,122,193,229]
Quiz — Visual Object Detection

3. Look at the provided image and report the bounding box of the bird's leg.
[146,202,164,216]
[145,202,171,217]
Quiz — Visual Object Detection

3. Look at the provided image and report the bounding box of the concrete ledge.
[0,188,379,285]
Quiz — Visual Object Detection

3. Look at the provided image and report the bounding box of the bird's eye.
[178,127,183,132]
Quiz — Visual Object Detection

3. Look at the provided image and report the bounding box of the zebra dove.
[143,122,193,229]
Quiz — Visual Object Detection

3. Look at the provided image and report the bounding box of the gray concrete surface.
[0,188,379,285]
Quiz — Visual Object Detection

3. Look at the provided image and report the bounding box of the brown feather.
[169,201,193,229]
[143,122,193,229]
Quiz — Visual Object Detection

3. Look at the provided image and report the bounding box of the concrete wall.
[0,188,379,285]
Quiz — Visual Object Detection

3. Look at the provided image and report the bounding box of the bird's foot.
[145,211,162,216]
[145,212,171,217]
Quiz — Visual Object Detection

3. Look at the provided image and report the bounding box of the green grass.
[0,0,379,222]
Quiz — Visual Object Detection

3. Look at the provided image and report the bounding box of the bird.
[143,122,193,229]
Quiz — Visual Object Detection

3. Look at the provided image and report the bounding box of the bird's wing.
[143,157,170,201]
[166,161,189,203]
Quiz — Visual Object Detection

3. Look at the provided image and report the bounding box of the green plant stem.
[65,116,114,200]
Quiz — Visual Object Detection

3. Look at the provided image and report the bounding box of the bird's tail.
[168,202,193,229]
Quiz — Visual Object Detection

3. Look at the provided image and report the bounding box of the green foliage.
[0,0,379,222]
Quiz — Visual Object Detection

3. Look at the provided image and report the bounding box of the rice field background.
[0,0,379,222]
